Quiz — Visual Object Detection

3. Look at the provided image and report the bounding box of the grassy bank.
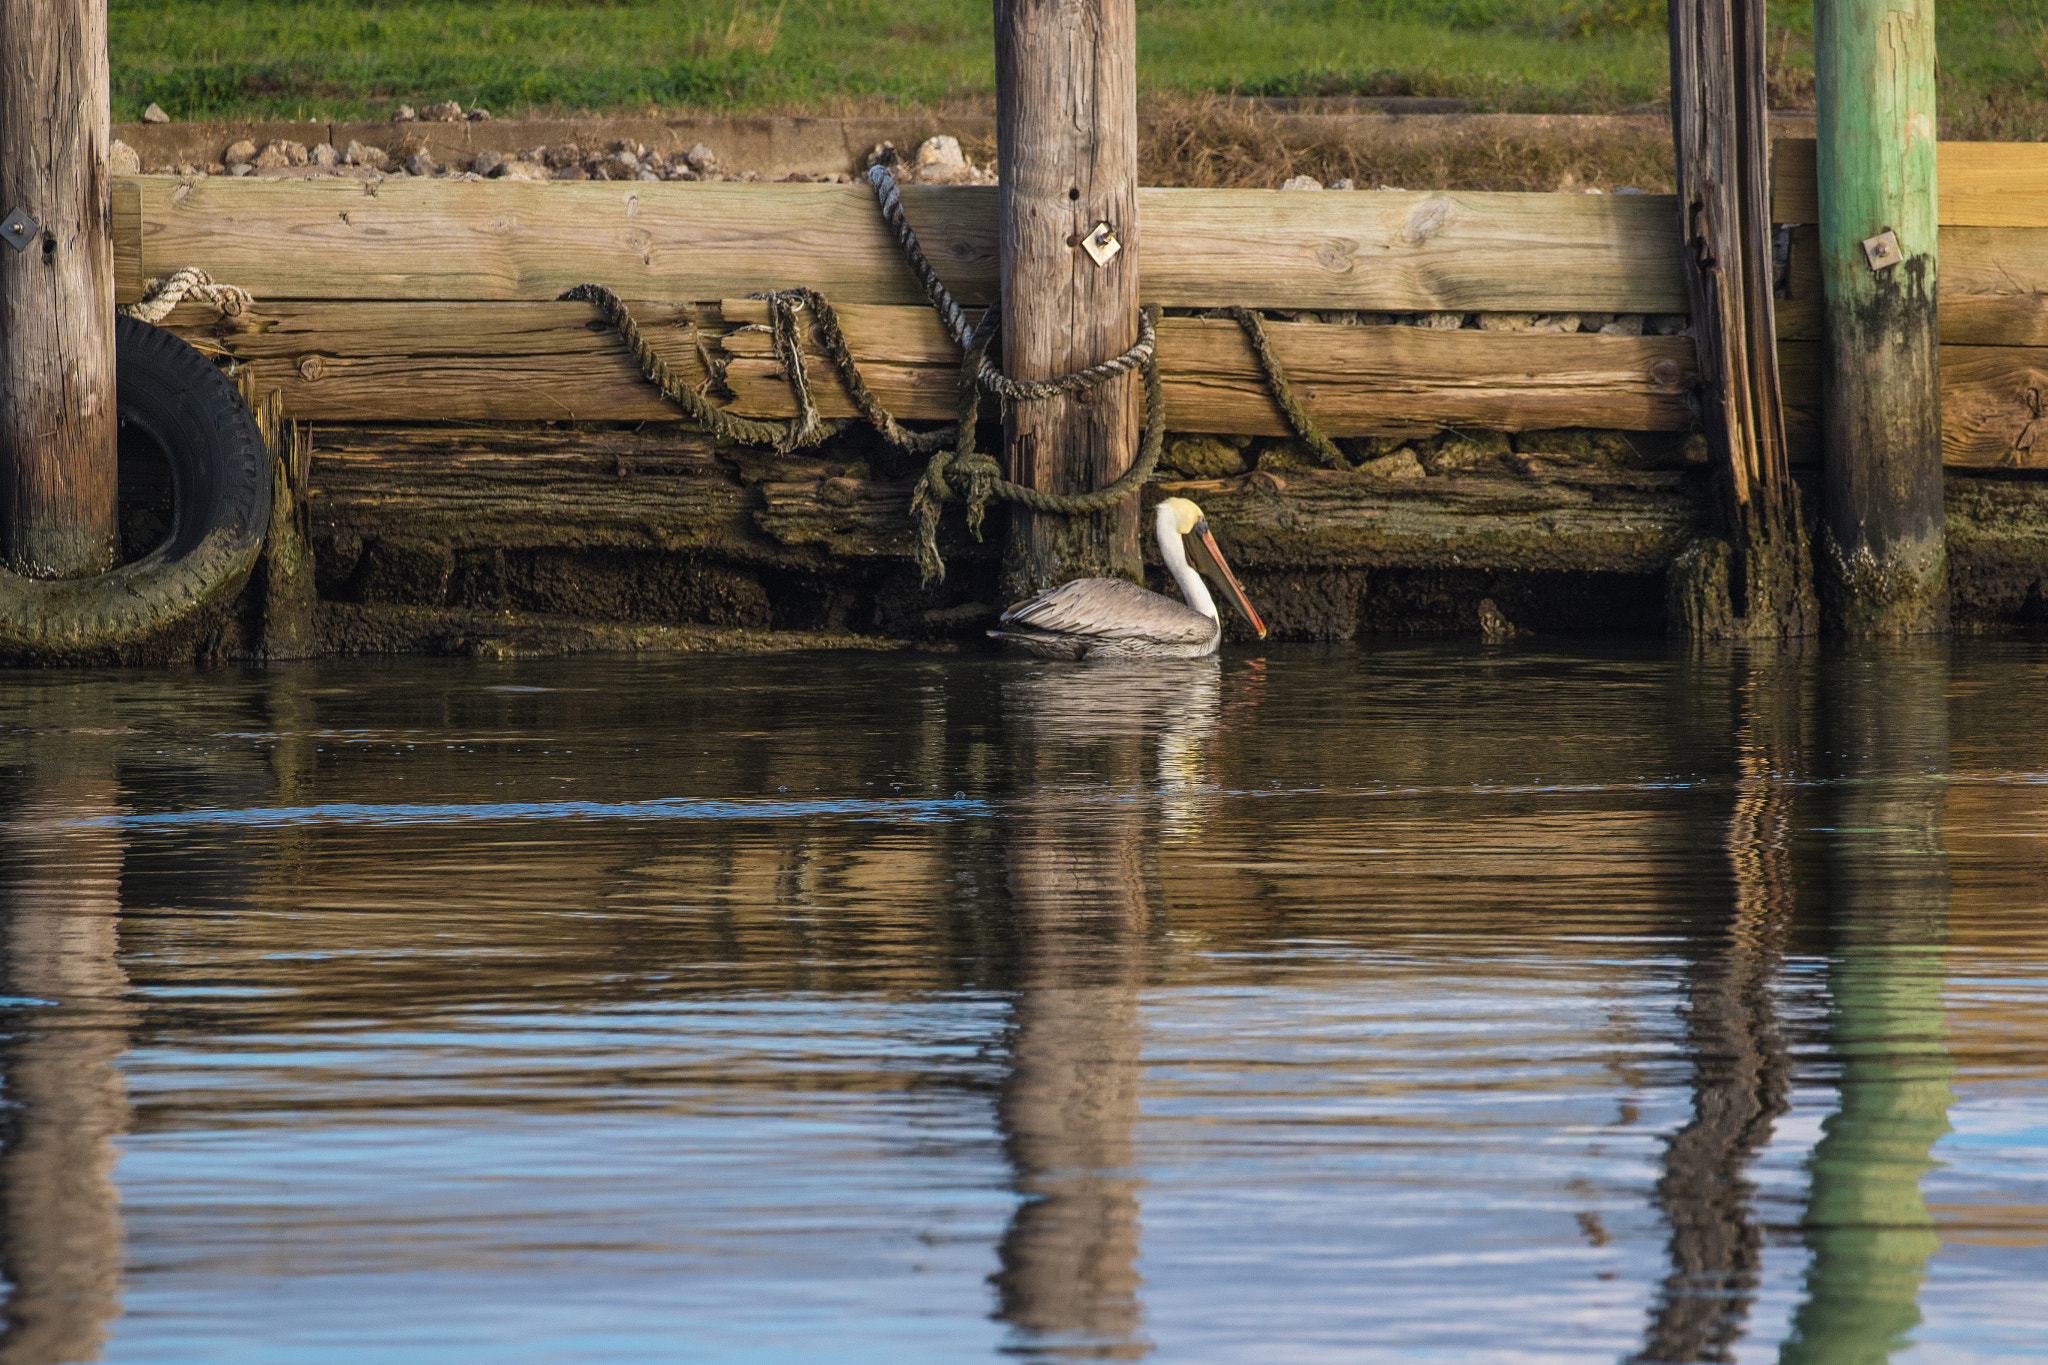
[112,0,2044,138]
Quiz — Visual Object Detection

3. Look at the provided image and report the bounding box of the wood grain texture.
[1773,140,2048,227]
[995,0,1143,588]
[720,304,1699,434]
[118,174,1691,313]
[152,299,711,421]
[308,424,760,553]
[2,0,118,576]
[1668,0,1789,511]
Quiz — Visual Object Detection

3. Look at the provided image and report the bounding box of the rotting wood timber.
[289,424,2048,649]
[1,0,118,577]
[1665,0,1814,641]
[993,0,1144,590]
[1814,0,1944,634]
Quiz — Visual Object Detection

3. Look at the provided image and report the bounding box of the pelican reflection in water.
[991,498,1266,659]
[995,657,1235,1359]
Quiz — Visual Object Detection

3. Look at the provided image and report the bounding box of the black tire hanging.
[0,316,271,662]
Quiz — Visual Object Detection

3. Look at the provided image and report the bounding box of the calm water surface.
[0,642,2043,1363]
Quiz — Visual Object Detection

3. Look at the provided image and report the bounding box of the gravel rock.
[544,143,583,169]
[425,100,465,122]
[227,163,254,177]
[1357,448,1426,481]
[1598,314,1645,336]
[1162,435,1249,480]
[109,140,141,176]
[685,143,719,173]
[468,107,493,121]
[471,149,506,178]
[142,102,171,124]
[493,161,550,182]
[551,165,589,181]
[223,138,257,164]
[1647,314,1691,336]
[310,142,339,167]
[392,104,417,122]
[1475,312,1537,332]
[1328,178,1356,190]
[404,150,440,178]
[343,141,389,171]
[1424,429,1513,474]
[1413,312,1466,330]
[1280,175,1323,191]
[255,140,309,168]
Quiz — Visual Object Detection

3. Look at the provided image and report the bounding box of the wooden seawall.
[105,142,2048,653]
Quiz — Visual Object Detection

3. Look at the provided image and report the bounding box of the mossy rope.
[563,165,1346,584]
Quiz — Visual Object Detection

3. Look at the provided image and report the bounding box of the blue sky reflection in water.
[0,643,2044,1362]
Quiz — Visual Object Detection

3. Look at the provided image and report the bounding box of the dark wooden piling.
[0,0,119,578]
[994,0,1143,594]
[1814,0,1944,634]
[1664,0,1815,638]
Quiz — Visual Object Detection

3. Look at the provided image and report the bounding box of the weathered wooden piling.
[1664,0,1815,638]
[1815,0,1944,633]
[994,0,1143,593]
[0,0,119,578]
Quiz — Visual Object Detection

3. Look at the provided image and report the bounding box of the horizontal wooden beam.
[117,175,1690,313]
[719,300,1697,434]
[153,299,712,421]
[1771,140,2048,226]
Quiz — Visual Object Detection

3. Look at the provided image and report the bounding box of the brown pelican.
[989,497,1266,659]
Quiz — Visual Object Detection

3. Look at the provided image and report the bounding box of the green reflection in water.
[1781,651,1956,1365]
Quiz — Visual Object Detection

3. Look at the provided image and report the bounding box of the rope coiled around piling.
[566,164,1336,583]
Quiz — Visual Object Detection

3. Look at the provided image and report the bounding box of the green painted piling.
[1814,0,1945,634]
[1782,650,1955,1363]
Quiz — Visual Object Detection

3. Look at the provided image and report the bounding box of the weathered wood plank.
[308,424,759,553]
[719,304,1698,434]
[1941,228,2048,297]
[154,299,709,421]
[118,175,1690,313]
[1779,341,2048,469]
[1771,140,2048,226]
[112,179,142,305]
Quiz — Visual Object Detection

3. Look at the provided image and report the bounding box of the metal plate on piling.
[0,207,39,253]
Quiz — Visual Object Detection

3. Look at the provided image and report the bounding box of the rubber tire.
[0,316,271,662]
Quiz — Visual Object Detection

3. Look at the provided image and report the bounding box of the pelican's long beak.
[1188,521,1267,640]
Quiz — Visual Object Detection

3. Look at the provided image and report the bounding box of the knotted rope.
[121,268,255,324]
[565,165,1336,583]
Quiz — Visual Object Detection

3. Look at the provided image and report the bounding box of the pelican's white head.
[1153,497,1266,639]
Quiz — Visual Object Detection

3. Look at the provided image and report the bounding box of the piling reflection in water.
[0,645,2032,1361]
[0,703,135,1365]
[1637,647,1804,1363]
[1782,647,1956,1365]
[994,661,1225,1360]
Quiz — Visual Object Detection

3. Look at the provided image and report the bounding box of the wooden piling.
[1815,0,1944,633]
[994,0,1143,593]
[0,0,118,578]
[1665,0,1815,637]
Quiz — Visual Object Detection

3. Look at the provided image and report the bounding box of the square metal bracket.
[0,207,38,253]
[1862,229,1904,271]
[1082,222,1121,267]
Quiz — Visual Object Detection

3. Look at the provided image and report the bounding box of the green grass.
[110,0,2045,136]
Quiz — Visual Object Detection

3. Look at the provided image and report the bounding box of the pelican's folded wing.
[999,578,1214,646]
